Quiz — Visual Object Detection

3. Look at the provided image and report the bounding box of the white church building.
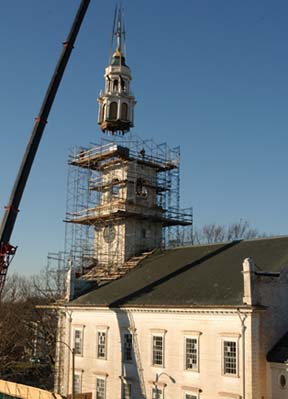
[56,237,288,399]
[54,8,288,399]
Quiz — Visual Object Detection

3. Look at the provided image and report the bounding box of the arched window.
[109,102,118,120]
[113,79,118,92]
[111,178,120,197]
[102,104,106,122]
[120,77,126,91]
[121,103,128,120]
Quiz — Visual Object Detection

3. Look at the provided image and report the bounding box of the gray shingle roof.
[71,236,288,308]
[267,331,288,363]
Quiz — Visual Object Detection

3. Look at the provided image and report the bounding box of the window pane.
[152,336,163,366]
[223,340,237,375]
[97,331,106,359]
[185,337,198,370]
[185,394,197,399]
[96,378,105,399]
[74,374,81,394]
[123,333,132,362]
[74,329,82,355]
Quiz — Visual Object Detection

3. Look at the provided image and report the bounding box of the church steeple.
[97,6,136,135]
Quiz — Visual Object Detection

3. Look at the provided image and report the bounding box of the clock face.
[103,224,116,243]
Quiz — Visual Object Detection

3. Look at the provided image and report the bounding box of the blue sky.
[0,0,287,276]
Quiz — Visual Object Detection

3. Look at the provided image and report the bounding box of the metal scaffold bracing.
[63,133,193,273]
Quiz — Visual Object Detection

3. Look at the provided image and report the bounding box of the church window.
[97,330,107,359]
[123,333,133,362]
[96,378,105,399]
[223,340,238,375]
[120,76,126,91]
[121,103,128,120]
[152,335,164,367]
[74,328,83,356]
[111,178,120,197]
[185,337,198,371]
[109,102,118,120]
[113,79,119,91]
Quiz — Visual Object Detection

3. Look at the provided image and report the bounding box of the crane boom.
[0,0,91,296]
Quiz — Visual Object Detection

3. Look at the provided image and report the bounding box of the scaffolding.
[44,252,68,297]
[63,134,193,271]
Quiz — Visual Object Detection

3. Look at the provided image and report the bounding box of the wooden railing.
[0,380,63,399]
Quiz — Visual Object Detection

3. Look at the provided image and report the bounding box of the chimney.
[65,267,75,302]
[242,257,256,305]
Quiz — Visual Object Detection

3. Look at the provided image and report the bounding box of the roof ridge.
[163,235,288,251]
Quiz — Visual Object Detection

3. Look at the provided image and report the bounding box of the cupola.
[97,7,136,135]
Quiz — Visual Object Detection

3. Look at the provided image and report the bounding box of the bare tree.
[0,273,58,389]
[193,220,262,244]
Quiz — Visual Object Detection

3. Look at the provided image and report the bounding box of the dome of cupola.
[111,46,127,67]
[111,54,127,67]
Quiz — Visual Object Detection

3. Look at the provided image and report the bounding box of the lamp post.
[153,372,175,399]
[56,340,76,399]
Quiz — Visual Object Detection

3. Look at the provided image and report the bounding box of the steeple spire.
[111,5,126,64]
[97,5,136,135]
[115,9,122,56]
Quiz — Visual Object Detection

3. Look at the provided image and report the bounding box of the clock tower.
[64,8,192,278]
[68,139,191,268]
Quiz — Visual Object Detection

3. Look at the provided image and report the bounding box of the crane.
[0,0,91,296]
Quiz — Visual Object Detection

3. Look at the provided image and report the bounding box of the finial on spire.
[110,3,126,61]
[115,8,122,55]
